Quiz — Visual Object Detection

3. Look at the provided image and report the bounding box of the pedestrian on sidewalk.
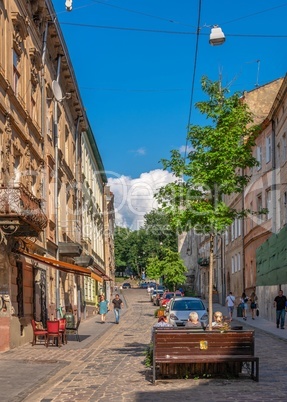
[274,290,287,329]
[225,292,235,321]
[98,294,109,323]
[250,289,258,320]
[240,292,249,321]
[112,294,123,324]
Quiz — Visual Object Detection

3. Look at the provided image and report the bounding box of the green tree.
[146,249,187,290]
[156,76,260,328]
[114,209,178,279]
[143,209,177,252]
[114,227,132,276]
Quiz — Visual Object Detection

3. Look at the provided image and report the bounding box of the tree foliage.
[156,76,259,235]
[146,249,187,290]
[114,209,178,277]
[155,76,260,327]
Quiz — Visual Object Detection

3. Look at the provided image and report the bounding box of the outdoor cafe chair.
[59,318,67,344]
[31,319,47,346]
[46,320,62,347]
[66,317,81,342]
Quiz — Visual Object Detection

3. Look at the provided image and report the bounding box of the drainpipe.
[242,169,246,291]
[271,119,277,233]
[41,23,49,242]
[41,22,49,322]
[75,117,81,244]
[54,55,62,319]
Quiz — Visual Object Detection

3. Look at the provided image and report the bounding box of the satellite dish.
[52,80,63,102]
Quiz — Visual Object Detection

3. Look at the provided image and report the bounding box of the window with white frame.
[256,146,262,170]
[225,229,229,245]
[283,133,287,163]
[234,254,237,272]
[13,49,20,96]
[237,218,241,237]
[257,193,263,220]
[234,219,238,239]
[231,221,234,241]
[266,136,271,163]
[266,189,272,219]
[237,253,241,271]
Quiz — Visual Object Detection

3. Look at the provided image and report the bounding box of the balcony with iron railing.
[0,184,48,237]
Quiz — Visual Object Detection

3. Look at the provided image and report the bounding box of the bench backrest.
[153,329,255,358]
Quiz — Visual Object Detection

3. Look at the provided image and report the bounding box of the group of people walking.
[98,293,123,324]
[226,288,287,329]
[225,289,258,321]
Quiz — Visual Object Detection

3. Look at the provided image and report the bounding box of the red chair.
[46,320,62,347]
[31,319,47,346]
[59,318,67,344]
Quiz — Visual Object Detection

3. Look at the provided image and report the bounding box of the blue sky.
[51,0,287,227]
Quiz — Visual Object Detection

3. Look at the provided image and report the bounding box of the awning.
[17,250,103,283]
[103,274,113,281]
[93,267,113,281]
[91,272,103,282]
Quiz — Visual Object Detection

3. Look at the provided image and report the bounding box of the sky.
[51,0,287,228]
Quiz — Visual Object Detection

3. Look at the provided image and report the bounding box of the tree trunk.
[208,234,214,330]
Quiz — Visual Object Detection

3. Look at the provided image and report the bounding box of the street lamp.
[209,26,226,46]
[65,0,72,11]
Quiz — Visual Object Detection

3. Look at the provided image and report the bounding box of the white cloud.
[179,145,194,155]
[129,147,146,156]
[108,169,177,230]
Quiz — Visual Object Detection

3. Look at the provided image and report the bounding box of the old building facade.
[0,0,114,351]
[182,77,287,317]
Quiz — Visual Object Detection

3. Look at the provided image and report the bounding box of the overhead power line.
[59,21,287,38]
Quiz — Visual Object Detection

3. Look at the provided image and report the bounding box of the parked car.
[150,289,164,305]
[140,282,148,289]
[122,282,131,289]
[147,283,157,293]
[160,291,182,307]
[166,297,208,327]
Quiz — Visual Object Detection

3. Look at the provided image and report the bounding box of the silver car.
[166,297,208,327]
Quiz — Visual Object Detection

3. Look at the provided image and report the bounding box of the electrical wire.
[90,0,196,29]
[59,21,287,38]
[221,3,287,26]
[183,0,202,162]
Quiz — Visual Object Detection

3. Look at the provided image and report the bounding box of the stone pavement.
[1,289,287,401]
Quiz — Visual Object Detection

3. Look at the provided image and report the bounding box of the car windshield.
[172,300,205,311]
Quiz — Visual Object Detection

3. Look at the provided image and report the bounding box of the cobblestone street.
[1,289,287,401]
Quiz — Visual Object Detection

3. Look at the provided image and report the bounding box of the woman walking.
[240,292,249,321]
[250,290,258,320]
[98,294,109,323]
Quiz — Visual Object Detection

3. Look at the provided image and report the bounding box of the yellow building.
[0,0,114,351]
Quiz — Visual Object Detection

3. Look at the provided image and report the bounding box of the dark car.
[122,282,131,289]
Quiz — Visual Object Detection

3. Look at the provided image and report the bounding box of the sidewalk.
[1,290,287,402]
[212,302,287,340]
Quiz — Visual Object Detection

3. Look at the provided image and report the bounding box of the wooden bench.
[152,329,259,383]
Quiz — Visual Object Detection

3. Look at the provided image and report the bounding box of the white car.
[166,297,208,327]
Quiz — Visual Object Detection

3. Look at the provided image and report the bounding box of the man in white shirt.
[225,292,236,321]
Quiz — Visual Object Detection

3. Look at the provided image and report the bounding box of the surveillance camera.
[65,0,72,11]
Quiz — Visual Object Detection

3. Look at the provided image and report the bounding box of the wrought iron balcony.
[74,255,94,267]
[198,257,210,267]
[0,184,47,237]
[59,242,83,257]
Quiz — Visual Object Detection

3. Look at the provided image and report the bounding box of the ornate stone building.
[0,0,114,351]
